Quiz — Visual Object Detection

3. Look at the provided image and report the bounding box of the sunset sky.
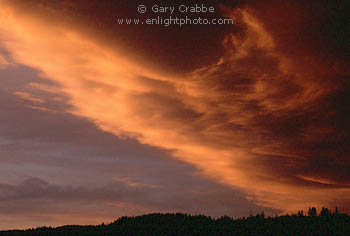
[0,0,349,230]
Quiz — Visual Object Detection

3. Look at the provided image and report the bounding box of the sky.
[0,0,349,230]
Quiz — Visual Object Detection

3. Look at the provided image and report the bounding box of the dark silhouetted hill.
[1,207,350,235]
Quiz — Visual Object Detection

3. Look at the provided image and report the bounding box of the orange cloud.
[0,1,349,215]
[14,91,45,103]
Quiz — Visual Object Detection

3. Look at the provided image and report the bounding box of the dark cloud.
[0,175,279,229]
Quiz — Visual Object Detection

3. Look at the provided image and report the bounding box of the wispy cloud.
[14,91,45,103]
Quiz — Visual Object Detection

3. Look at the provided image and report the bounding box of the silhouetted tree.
[320,207,330,217]
[2,208,350,236]
[334,207,339,215]
[308,207,317,217]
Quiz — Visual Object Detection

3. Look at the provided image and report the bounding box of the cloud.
[14,91,45,103]
[0,54,11,68]
[113,177,160,189]
[0,177,157,229]
[0,0,349,217]
[0,175,276,229]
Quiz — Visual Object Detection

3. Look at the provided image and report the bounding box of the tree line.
[1,207,349,235]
